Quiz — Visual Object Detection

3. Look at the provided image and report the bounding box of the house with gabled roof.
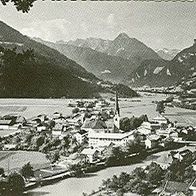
[81,148,99,163]
[145,134,161,149]
[74,129,88,144]
[82,118,107,132]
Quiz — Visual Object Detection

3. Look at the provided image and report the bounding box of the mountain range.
[128,40,196,87]
[34,33,160,83]
[2,19,195,94]
[156,48,181,61]
[34,34,196,88]
[0,21,139,98]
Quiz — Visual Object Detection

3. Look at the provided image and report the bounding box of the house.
[81,148,99,163]
[52,123,64,137]
[28,118,41,126]
[36,124,47,132]
[88,130,134,148]
[72,113,85,124]
[53,116,67,124]
[3,144,17,150]
[153,116,168,125]
[172,149,192,162]
[137,122,152,135]
[145,134,161,149]
[82,118,107,132]
[95,100,107,110]
[0,119,15,130]
[66,113,85,127]
[53,112,62,119]
[37,114,48,122]
[158,181,189,196]
[168,130,179,141]
[74,129,88,144]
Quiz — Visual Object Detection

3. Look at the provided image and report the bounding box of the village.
[1,94,196,196]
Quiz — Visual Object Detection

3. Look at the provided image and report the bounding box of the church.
[88,92,134,148]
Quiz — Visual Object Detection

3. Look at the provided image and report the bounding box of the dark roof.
[82,118,107,129]
[0,119,13,125]
[78,129,87,135]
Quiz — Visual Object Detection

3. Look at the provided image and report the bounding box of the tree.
[0,168,4,176]
[132,167,145,179]
[120,117,131,132]
[1,0,36,13]
[20,162,34,179]
[156,101,165,114]
[35,136,45,148]
[46,150,60,164]
[72,107,79,114]
[146,162,164,185]
[7,172,25,195]
[69,163,84,177]
[118,172,131,188]
[105,146,126,166]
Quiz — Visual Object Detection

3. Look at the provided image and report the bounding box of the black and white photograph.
[1,0,196,195]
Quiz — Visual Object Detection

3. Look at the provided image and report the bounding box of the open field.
[0,151,50,172]
[0,94,195,126]
[0,94,163,119]
[0,99,73,119]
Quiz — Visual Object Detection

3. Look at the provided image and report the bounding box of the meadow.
[0,95,195,126]
[0,151,50,172]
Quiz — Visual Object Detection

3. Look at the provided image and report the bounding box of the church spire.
[115,90,120,116]
[113,90,120,132]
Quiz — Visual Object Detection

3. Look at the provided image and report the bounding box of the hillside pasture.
[0,151,50,172]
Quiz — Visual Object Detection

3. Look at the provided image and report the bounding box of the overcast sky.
[0,1,196,50]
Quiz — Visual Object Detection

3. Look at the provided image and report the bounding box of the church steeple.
[115,90,120,116]
[113,91,120,132]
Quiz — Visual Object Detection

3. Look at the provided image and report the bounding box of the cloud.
[21,19,71,41]
[20,14,120,42]
[106,14,116,29]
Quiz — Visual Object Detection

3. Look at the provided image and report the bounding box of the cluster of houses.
[1,88,196,195]
[1,94,196,165]
[2,97,196,195]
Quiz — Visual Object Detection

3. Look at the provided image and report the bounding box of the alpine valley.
[0,21,138,98]
[1,20,196,98]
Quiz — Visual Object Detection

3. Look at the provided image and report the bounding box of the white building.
[88,130,134,148]
[52,123,64,137]
[81,148,99,163]
[3,144,17,150]
[0,120,14,130]
[152,115,168,125]
[137,122,152,135]
[37,124,47,132]
[145,134,161,149]
[74,130,88,144]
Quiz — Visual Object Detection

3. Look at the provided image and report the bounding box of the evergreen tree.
[156,101,165,114]
[20,162,34,179]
